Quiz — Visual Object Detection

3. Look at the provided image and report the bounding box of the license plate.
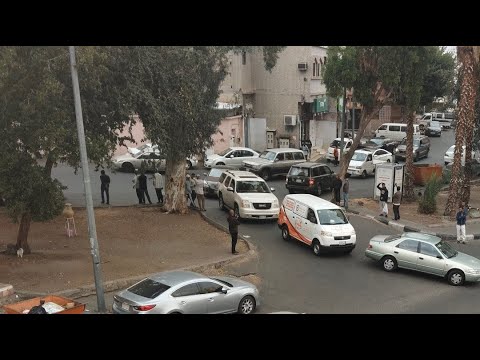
[259,216,266,219]
[122,303,130,311]
[339,241,346,245]
[296,179,303,183]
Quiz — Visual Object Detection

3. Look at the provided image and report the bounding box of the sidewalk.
[347,203,480,241]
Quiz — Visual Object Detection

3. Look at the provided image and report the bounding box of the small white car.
[347,149,393,178]
[444,145,478,166]
[327,138,353,162]
[204,147,259,168]
[112,150,197,172]
[217,170,279,220]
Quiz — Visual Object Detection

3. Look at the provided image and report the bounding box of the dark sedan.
[359,137,398,153]
[285,163,336,196]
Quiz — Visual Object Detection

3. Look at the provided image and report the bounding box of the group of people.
[185,173,206,211]
[376,182,402,221]
[132,169,164,205]
[332,174,350,210]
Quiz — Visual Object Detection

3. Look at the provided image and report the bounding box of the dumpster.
[3,295,86,314]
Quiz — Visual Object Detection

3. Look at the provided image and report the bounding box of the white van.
[374,123,420,141]
[278,194,356,256]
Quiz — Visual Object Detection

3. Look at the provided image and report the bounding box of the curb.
[347,208,480,241]
[13,210,257,301]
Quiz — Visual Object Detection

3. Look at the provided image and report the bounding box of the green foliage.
[418,173,444,214]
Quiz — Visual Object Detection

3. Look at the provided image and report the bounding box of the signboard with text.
[373,164,404,203]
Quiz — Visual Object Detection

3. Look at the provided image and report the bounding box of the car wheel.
[219,194,225,210]
[281,225,290,241]
[260,169,270,181]
[238,295,256,314]
[316,183,322,196]
[234,203,241,220]
[216,162,225,166]
[122,162,135,173]
[382,256,397,272]
[312,239,321,256]
[447,269,465,286]
[361,170,368,179]
[186,160,192,170]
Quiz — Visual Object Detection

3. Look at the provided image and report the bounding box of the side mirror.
[270,187,276,192]
[227,187,234,192]
[221,287,228,294]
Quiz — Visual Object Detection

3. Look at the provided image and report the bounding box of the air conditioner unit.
[298,62,308,71]
[284,115,297,126]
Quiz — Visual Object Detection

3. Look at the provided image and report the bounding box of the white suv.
[217,170,280,220]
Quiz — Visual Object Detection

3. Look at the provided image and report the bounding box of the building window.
[312,58,321,78]
[242,51,246,65]
[313,59,317,77]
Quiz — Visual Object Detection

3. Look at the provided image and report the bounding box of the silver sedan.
[365,232,480,286]
[112,270,260,314]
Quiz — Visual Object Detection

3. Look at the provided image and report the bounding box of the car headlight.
[321,231,333,237]
[395,148,399,153]
[241,200,251,208]
[465,268,480,275]
[273,199,279,208]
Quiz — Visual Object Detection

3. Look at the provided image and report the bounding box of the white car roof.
[354,149,373,155]
[284,194,342,211]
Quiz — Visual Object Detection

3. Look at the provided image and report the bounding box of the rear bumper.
[285,184,317,194]
[365,249,383,261]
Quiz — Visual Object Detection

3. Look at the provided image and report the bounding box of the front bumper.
[347,168,364,176]
[239,207,279,219]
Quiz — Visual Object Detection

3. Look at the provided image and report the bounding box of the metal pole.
[339,88,347,164]
[68,46,106,313]
[351,88,355,140]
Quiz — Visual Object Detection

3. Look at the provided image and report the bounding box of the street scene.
[2,46,480,315]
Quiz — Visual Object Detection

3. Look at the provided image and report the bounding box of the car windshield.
[259,151,276,161]
[317,209,348,225]
[330,139,341,147]
[289,167,310,176]
[236,181,270,193]
[128,278,171,299]
[436,241,457,259]
[384,234,401,243]
[212,278,233,287]
[209,168,224,177]
[351,152,367,161]
[218,148,233,156]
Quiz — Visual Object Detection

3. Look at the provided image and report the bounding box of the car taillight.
[308,178,314,186]
[134,304,156,311]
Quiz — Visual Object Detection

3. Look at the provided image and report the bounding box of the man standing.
[342,174,350,210]
[456,204,467,244]
[153,170,164,204]
[332,175,343,206]
[392,186,402,220]
[377,182,389,217]
[139,170,153,205]
[100,170,110,205]
[194,174,206,211]
[333,146,339,166]
[227,209,240,255]
[185,174,194,207]
[133,169,142,204]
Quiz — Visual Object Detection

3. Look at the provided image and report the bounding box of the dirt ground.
[0,206,246,294]
[354,184,480,226]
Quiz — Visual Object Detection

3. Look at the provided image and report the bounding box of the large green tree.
[323,46,402,179]
[115,46,284,213]
[0,47,134,253]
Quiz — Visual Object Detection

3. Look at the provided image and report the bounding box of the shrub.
[418,173,444,214]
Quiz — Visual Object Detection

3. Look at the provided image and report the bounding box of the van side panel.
[278,205,312,245]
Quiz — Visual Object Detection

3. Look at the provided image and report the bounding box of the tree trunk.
[16,212,32,254]
[338,106,381,180]
[403,111,416,201]
[164,152,189,214]
[445,46,476,216]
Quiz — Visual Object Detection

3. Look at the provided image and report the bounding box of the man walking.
[227,209,240,255]
[392,186,402,220]
[139,170,153,205]
[377,182,389,217]
[332,175,343,206]
[342,174,350,210]
[194,174,206,211]
[153,170,164,204]
[100,170,110,205]
[456,203,467,244]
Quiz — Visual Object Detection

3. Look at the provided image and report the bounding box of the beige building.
[220,46,339,151]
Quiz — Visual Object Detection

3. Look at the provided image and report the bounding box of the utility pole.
[68,46,106,313]
[339,87,347,164]
[352,89,356,140]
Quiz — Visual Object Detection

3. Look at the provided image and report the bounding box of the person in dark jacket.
[227,209,240,254]
[138,170,153,205]
[100,170,110,205]
[342,175,350,210]
[332,175,343,206]
[456,204,467,244]
[377,183,389,217]
[392,186,402,220]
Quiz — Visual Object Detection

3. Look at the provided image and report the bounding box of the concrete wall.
[309,119,337,149]
[210,115,244,154]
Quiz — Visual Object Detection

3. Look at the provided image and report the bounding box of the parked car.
[127,143,152,156]
[327,138,353,162]
[112,151,197,172]
[285,163,335,195]
[203,166,236,198]
[395,135,430,162]
[204,147,259,168]
[374,123,421,141]
[365,232,480,286]
[347,149,393,178]
[421,112,453,130]
[360,136,398,153]
[217,170,279,220]
[424,121,442,137]
[444,145,478,166]
[242,148,306,181]
[112,270,260,314]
